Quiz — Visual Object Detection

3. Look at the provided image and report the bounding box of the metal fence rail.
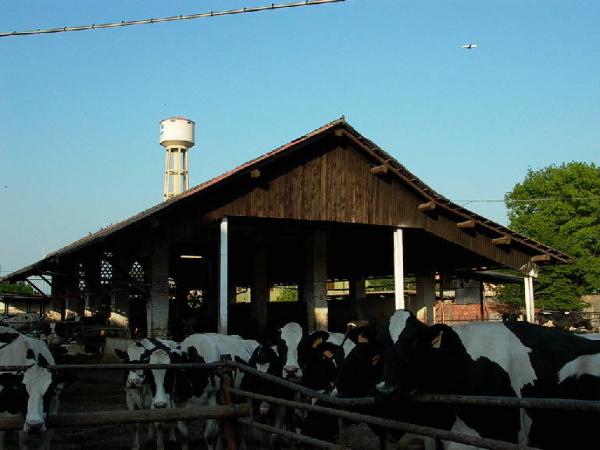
[0,403,251,431]
[2,359,599,450]
[228,387,540,450]
[238,418,348,450]
[3,360,600,412]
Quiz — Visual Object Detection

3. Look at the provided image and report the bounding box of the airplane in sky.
[461,44,479,49]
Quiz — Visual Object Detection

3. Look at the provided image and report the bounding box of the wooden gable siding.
[202,141,530,270]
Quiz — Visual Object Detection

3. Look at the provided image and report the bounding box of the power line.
[458,196,600,206]
[0,0,346,38]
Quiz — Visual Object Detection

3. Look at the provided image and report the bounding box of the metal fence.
[2,359,600,450]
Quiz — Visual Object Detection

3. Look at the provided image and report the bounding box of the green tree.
[0,282,34,295]
[501,162,600,310]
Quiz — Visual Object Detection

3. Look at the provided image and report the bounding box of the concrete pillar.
[64,273,80,320]
[110,253,130,329]
[393,228,405,309]
[218,218,229,334]
[303,230,328,332]
[51,276,66,321]
[84,259,101,317]
[147,242,170,338]
[251,245,269,333]
[415,274,435,325]
[349,278,366,320]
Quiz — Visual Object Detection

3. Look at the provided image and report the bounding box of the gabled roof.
[2,118,571,282]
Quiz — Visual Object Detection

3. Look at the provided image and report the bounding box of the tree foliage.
[0,282,34,295]
[501,162,600,310]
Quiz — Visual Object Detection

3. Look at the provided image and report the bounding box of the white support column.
[415,274,435,325]
[520,262,539,324]
[219,217,229,334]
[393,228,405,309]
[148,242,170,338]
[524,276,535,323]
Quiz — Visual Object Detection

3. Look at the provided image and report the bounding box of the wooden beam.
[370,164,389,176]
[457,220,476,229]
[334,128,344,137]
[531,254,551,263]
[492,236,512,246]
[418,201,436,212]
[250,169,261,179]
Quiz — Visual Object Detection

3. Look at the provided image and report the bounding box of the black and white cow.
[537,310,592,331]
[146,333,259,450]
[377,309,600,450]
[114,338,179,450]
[0,327,64,449]
[278,322,356,380]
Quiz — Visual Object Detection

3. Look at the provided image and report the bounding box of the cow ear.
[187,346,204,363]
[114,349,129,362]
[357,333,369,344]
[322,350,334,359]
[431,331,444,349]
[25,348,35,360]
[37,354,50,369]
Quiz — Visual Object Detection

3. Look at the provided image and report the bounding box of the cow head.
[148,349,175,409]
[376,309,444,399]
[336,334,383,398]
[300,341,343,392]
[22,349,53,435]
[279,322,303,379]
[249,341,285,376]
[115,342,148,389]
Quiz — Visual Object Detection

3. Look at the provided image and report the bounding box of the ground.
[4,354,385,449]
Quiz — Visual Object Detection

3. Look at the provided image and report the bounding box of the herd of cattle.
[2,310,600,450]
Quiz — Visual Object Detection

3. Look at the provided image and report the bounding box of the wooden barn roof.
[3,118,571,282]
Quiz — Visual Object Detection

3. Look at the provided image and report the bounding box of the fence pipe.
[412,393,600,412]
[228,387,540,450]
[219,364,240,450]
[227,361,600,412]
[237,418,349,450]
[0,403,251,431]
[2,360,600,412]
[0,362,226,371]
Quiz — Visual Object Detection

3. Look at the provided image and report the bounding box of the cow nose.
[284,366,299,377]
[154,402,167,409]
[25,421,45,435]
[375,383,399,401]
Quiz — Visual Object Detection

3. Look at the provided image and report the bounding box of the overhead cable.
[0,0,346,38]
[458,196,600,206]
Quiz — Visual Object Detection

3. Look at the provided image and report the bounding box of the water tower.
[159,117,195,201]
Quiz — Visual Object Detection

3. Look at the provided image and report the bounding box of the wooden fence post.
[219,355,240,450]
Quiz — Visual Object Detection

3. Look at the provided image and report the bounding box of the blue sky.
[1,0,599,274]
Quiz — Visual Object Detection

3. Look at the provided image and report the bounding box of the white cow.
[0,326,62,450]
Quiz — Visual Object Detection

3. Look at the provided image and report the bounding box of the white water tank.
[159,117,195,148]
[159,116,195,201]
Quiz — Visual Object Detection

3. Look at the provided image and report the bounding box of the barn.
[1,118,571,339]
